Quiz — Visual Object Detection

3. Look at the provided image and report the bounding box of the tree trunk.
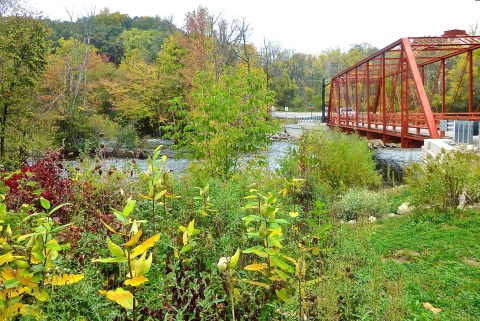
[0,101,8,157]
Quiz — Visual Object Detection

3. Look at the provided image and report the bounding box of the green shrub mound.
[405,149,480,209]
[297,130,381,196]
[334,188,391,221]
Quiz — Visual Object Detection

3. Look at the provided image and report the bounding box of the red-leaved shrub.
[3,152,74,222]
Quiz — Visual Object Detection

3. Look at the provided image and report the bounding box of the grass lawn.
[366,209,480,320]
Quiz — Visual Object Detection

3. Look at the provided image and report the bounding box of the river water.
[68,139,422,182]
[74,140,297,174]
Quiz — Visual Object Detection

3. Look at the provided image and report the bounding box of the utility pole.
[321,78,330,123]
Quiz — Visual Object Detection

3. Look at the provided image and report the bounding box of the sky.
[31,0,480,54]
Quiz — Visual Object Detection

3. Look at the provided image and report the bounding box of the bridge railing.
[296,115,322,122]
[330,111,480,134]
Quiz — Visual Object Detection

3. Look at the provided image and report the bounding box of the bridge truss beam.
[327,31,480,147]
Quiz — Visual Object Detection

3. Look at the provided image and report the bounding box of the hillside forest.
[0,3,380,166]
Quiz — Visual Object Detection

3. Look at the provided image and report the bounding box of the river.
[67,139,422,182]
[69,140,296,174]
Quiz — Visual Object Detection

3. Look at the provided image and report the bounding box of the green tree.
[179,65,278,178]
[0,16,49,163]
[121,28,167,64]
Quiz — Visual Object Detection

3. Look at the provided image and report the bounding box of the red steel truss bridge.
[327,30,480,147]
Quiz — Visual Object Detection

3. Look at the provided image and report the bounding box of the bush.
[2,152,73,221]
[334,189,390,221]
[296,130,381,197]
[405,149,480,209]
[115,124,139,151]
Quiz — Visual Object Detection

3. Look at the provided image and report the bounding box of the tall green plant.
[93,199,161,321]
[217,248,240,321]
[139,146,171,230]
[242,189,296,302]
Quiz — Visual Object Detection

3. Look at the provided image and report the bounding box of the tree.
[121,28,166,65]
[40,37,119,153]
[90,8,127,65]
[178,65,278,178]
[114,52,162,135]
[0,15,49,162]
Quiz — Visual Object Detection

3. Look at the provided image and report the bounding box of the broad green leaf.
[270,257,293,272]
[16,233,36,243]
[40,198,50,210]
[242,215,263,225]
[187,220,195,236]
[273,268,290,281]
[122,199,136,218]
[107,237,125,258]
[180,244,192,254]
[125,275,148,287]
[275,288,292,302]
[4,278,21,289]
[243,247,268,258]
[31,250,45,264]
[244,263,269,271]
[45,239,62,251]
[228,248,240,270]
[131,233,160,258]
[263,248,275,256]
[99,288,134,309]
[113,211,126,224]
[246,232,260,238]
